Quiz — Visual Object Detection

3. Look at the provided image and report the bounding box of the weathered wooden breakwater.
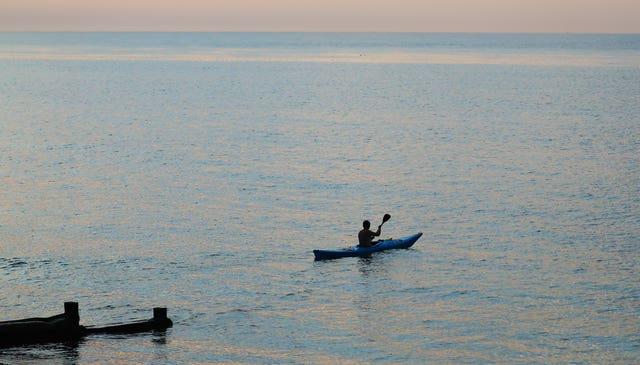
[0,302,172,347]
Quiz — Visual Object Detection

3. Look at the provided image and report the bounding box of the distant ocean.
[1,33,639,364]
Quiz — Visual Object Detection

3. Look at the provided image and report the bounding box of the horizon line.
[1,30,639,35]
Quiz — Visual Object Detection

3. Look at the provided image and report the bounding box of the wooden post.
[64,301,80,327]
[153,307,167,321]
[152,307,172,329]
[64,302,79,318]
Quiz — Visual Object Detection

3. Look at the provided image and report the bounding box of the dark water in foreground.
[1,33,639,364]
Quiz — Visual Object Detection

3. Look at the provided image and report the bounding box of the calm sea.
[1,33,639,364]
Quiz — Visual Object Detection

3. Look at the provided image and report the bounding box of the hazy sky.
[1,0,638,33]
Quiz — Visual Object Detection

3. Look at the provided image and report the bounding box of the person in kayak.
[358,220,382,247]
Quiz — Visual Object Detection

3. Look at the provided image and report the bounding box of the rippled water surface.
[1,33,639,364]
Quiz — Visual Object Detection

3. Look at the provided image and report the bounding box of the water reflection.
[0,340,82,365]
[0,331,173,365]
[356,255,390,277]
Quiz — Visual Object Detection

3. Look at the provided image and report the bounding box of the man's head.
[363,220,371,229]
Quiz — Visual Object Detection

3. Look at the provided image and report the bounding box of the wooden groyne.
[0,302,83,345]
[0,302,172,347]
[85,307,173,335]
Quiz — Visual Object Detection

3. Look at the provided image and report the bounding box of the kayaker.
[358,220,381,247]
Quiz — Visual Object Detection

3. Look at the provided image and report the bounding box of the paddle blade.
[382,214,391,223]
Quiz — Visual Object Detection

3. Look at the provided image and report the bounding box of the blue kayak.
[313,232,422,260]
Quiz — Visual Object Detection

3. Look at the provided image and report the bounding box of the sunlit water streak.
[1,47,639,68]
[1,33,639,364]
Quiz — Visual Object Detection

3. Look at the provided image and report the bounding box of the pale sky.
[1,0,638,33]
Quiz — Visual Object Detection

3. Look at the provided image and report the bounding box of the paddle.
[380,213,391,227]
